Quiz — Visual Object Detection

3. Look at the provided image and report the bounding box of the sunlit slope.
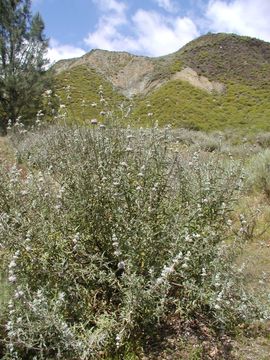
[54,33,270,131]
[55,65,126,122]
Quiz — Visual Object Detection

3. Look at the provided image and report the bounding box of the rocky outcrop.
[171,67,226,94]
[54,49,226,97]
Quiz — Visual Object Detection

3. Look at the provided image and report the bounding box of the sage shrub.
[0,124,265,359]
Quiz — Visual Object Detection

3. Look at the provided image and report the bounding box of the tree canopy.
[0,0,50,134]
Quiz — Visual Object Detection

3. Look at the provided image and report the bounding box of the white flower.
[161,266,174,276]
[116,334,121,348]
[117,261,125,270]
[156,277,164,286]
[8,275,16,283]
[6,321,13,330]
[201,268,207,277]
[185,234,192,243]
[73,232,80,244]
[44,89,52,96]
[8,260,16,269]
[14,290,24,299]
[58,292,65,301]
[173,252,182,262]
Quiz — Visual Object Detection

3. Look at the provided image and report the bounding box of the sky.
[31,0,270,63]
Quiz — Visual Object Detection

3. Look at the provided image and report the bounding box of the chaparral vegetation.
[1,3,270,358]
[1,97,270,359]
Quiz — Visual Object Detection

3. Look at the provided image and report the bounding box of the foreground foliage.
[0,124,269,359]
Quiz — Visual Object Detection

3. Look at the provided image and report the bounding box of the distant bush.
[0,124,266,359]
[256,133,270,148]
[247,149,270,198]
[170,128,224,153]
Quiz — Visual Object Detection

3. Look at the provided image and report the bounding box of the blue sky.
[31,0,270,63]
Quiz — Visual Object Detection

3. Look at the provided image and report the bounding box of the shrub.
[246,149,270,198]
[255,132,270,149]
[0,124,266,359]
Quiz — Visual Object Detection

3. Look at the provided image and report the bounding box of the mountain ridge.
[53,33,270,132]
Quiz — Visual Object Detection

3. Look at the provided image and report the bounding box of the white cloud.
[206,0,270,41]
[84,0,199,56]
[131,10,199,56]
[47,39,86,64]
[85,0,128,51]
[154,0,178,13]
[93,0,127,14]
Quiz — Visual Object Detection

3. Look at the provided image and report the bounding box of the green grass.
[55,69,270,132]
[130,80,270,131]
[55,65,126,123]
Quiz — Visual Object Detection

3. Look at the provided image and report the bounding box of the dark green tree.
[0,0,50,134]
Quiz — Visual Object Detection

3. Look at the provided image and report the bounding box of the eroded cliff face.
[53,49,225,98]
[171,68,226,94]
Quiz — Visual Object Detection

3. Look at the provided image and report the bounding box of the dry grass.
[0,136,14,164]
[0,266,10,313]
[0,137,13,314]
[227,193,270,360]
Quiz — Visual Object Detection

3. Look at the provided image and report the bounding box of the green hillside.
[54,33,270,132]
[131,80,270,131]
[55,65,126,124]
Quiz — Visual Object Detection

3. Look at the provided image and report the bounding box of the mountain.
[53,33,270,132]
